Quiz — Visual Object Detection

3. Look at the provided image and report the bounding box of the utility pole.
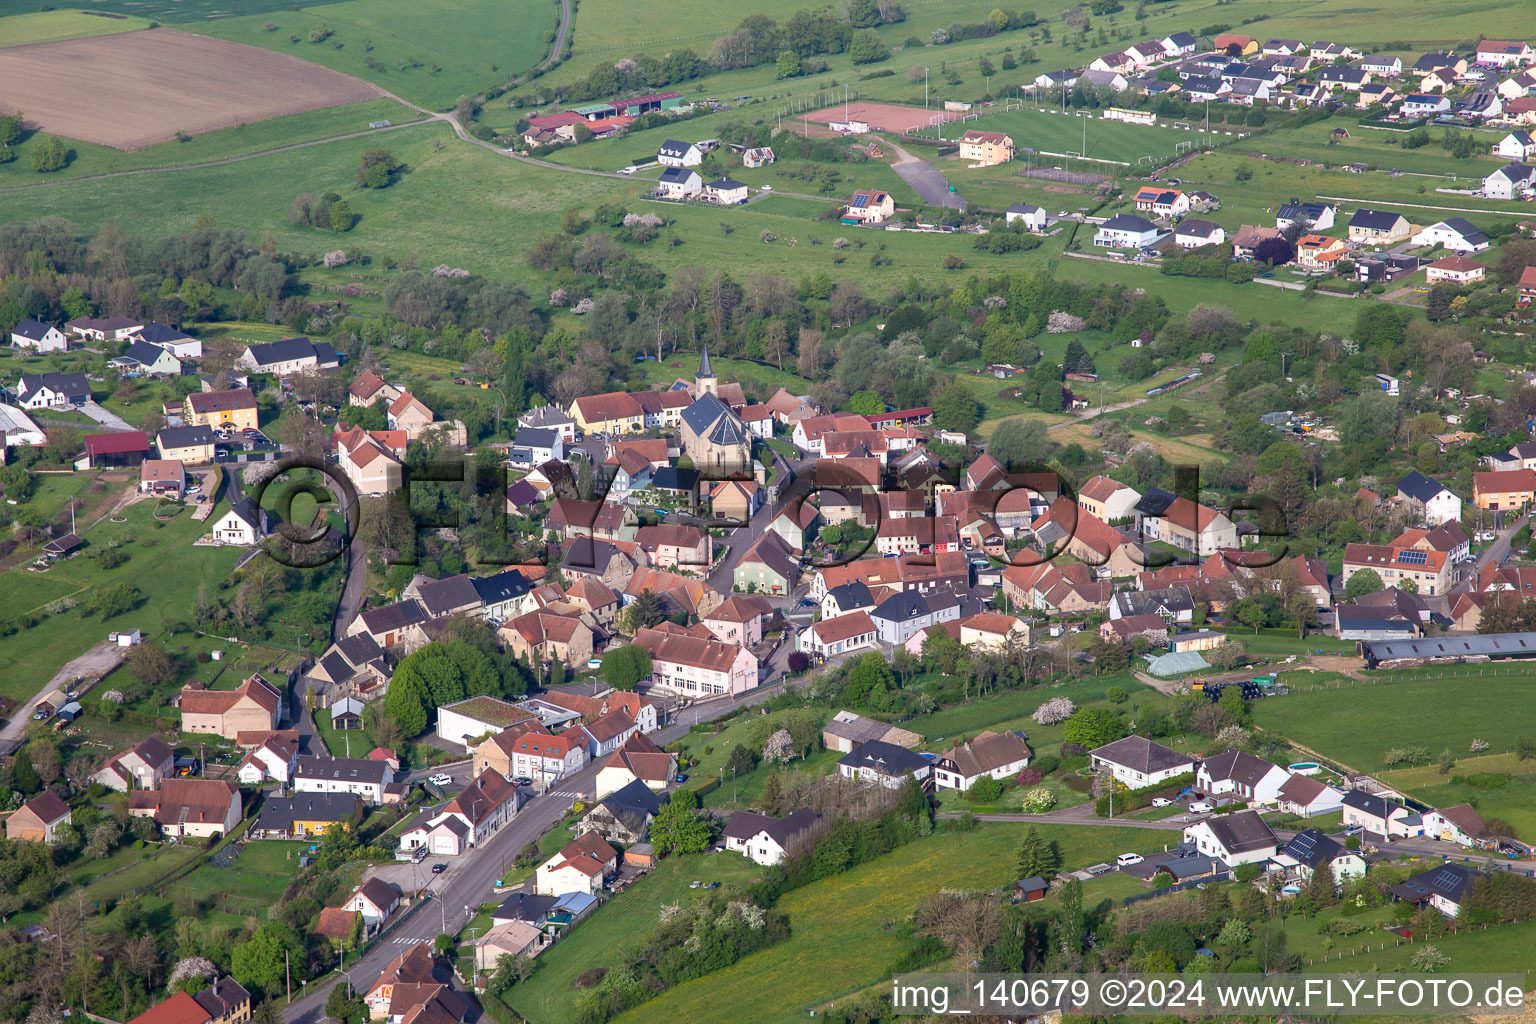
[925,66,930,109]
[844,83,849,122]
[286,949,292,1003]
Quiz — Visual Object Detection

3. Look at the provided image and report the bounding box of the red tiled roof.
[86,431,150,456]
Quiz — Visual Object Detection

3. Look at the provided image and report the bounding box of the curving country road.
[886,137,966,211]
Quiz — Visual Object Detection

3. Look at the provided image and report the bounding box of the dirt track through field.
[0,28,382,150]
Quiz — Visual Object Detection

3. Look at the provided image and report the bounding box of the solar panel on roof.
[851,194,870,208]
[1397,549,1428,565]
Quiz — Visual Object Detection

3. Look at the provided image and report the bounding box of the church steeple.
[696,347,717,396]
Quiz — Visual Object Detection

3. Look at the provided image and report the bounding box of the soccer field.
[940,106,1241,168]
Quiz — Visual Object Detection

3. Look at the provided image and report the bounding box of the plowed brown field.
[0,28,383,150]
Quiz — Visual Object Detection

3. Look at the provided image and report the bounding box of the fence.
[1122,869,1232,905]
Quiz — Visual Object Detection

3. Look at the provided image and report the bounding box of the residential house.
[594,732,676,796]
[1402,93,1451,116]
[958,130,1014,165]
[578,779,662,844]
[64,315,143,342]
[1409,216,1489,252]
[91,736,175,792]
[178,676,280,738]
[293,756,394,806]
[1348,209,1411,244]
[348,370,403,408]
[742,146,775,167]
[1231,224,1282,258]
[1483,162,1536,199]
[656,139,703,166]
[1160,32,1197,57]
[1174,219,1225,248]
[1273,828,1366,886]
[639,628,760,697]
[502,610,595,670]
[799,610,878,659]
[1093,213,1160,248]
[1477,40,1534,67]
[344,878,401,931]
[334,425,405,497]
[401,771,521,854]
[1295,234,1348,269]
[959,611,1030,651]
[1341,790,1424,837]
[535,832,618,895]
[932,730,1032,791]
[820,709,923,754]
[5,792,71,843]
[1340,542,1449,596]
[1495,130,1536,161]
[10,319,67,352]
[156,424,218,464]
[250,793,362,839]
[1148,497,1238,556]
[472,922,544,971]
[570,391,645,435]
[635,523,711,571]
[1474,468,1536,510]
[1276,201,1337,232]
[236,733,300,785]
[1276,773,1345,817]
[139,459,185,496]
[362,943,445,1021]
[113,340,182,376]
[237,337,338,376]
[723,808,819,866]
[656,166,703,198]
[1319,67,1369,90]
[1196,748,1288,803]
[386,392,436,439]
[867,590,961,646]
[1394,469,1462,525]
[1005,203,1048,231]
[1423,804,1489,848]
[15,372,90,410]
[183,388,258,431]
[1425,254,1487,284]
[128,778,241,839]
[517,404,577,442]
[1391,863,1476,918]
[703,593,774,645]
[1356,53,1400,75]
[836,739,932,789]
[1183,810,1278,866]
[126,978,251,1024]
[842,190,895,224]
[1089,735,1194,789]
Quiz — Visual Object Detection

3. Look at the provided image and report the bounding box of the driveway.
[887,139,966,211]
[0,641,124,753]
[79,401,135,431]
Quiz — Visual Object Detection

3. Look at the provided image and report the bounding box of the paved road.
[1474,509,1529,570]
[887,139,966,211]
[281,673,816,1024]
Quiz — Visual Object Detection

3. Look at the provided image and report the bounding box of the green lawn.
[1380,753,1536,840]
[0,99,422,186]
[508,850,767,1024]
[189,0,558,110]
[169,838,316,918]
[1252,667,1536,774]
[0,10,151,47]
[615,824,1168,1024]
[0,494,243,702]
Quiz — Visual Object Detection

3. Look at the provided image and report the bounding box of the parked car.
[1116,853,1144,867]
[428,773,452,787]
[674,773,689,783]
[1151,797,1172,807]
[514,776,533,786]
[1188,801,1213,813]
[432,863,447,874]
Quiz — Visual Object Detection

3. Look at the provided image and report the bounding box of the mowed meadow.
[190,0,560,110]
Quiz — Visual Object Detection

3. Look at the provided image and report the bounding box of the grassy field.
[1380,752,1536,839]
[508,849,768,1024]
[190,0,558,110]
[943,106,1237,167]
[1252,667,1536,774]
[0,10,150,47]
[617,824,1167,1024]
[1226,118,1508,179]
[0,493,243,702]
[0,98,422,185]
